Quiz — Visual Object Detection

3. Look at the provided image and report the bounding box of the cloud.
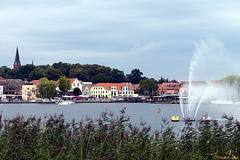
[1,0,240,80]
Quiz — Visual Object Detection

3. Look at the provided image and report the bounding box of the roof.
[70,78,77,84]
[14,47,21,68]
[0,76,6,81]
[159,82,181,90]
[56,78,81,84]
[93,83,134,91]
[30,80,40,89]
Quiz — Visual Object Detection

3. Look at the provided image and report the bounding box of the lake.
[0,103,238,131]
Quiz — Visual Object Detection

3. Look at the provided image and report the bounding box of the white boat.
[211,100,233,105]
[56,100,74,105]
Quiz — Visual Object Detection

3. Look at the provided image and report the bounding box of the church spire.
[14,47,21,69]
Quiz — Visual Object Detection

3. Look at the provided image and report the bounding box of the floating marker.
[171,116,179,122]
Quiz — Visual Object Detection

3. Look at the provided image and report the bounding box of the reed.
[0,108,239,159]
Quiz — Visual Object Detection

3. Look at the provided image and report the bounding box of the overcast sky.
[1,0,240,81]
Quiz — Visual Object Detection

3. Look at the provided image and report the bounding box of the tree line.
[0,62,175,84]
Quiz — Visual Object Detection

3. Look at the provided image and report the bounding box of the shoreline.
[0,100,180,104]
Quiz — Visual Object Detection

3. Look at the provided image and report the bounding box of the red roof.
[93,83,134,91]
[159,82,181,90]
[30,80,40,89]
[56,78,81,85]
[70,78,77,84]
[0,76,6,81]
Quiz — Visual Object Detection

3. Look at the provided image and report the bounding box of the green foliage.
[58,76,71,95]
[127,69,143,84]
[73,87,82,96]
[110,68,125,83]
[46,66,62,81]
[37,78,57,99]
[0,62,173,84]
[0,111,240,159]
[220,75,240,86]
[69,68,90,81]
[28,68,46,81]
[139,79,159,96]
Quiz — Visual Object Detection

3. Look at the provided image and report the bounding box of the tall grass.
[0,108,239,159]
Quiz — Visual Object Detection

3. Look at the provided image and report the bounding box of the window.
[162,85,164,87]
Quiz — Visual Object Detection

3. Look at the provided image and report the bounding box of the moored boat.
[56,100,74,105]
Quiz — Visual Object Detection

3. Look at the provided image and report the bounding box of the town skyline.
[1,1,240,81]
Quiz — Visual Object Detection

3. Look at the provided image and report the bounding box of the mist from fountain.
[179,39,240,120]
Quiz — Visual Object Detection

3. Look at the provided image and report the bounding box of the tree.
[58,76,71,95]
[16,64,36,80]
[127,69,143,84]
[139,79,159,96]
[6,69,18,79]
[28,68,46,81]
[110,69,125,83]
[46,66,62,81]
[52,62,72,77]
[92,74,112,83]
[37,77,57,99]
[73,87,82,96]
[0,66,10,77]
[219,75,240,86]
[69,68,90,81]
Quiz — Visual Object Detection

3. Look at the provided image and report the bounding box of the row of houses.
[0,75,216,101]
[0,76,140,101]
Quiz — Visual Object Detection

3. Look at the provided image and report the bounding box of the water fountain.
[179,39,240,120]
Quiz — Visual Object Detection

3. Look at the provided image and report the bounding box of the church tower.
[13,47,21,69]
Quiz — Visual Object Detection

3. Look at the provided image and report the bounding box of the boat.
[210,100,233,105]
[202,113,210,121]
[56,100,74,105]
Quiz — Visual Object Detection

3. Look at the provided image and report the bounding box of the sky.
[1,0,240,81]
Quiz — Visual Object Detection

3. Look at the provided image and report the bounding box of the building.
[30,80,40,94]
[22,84,36,101]
[0,77,24,99]
[69,78,83,92]
[159,82,181,96]
[90,83,138,99]
[179,81,207,96]
[158,82,181,101]
[56,78,83,95]
[0,86,3,100]
[13,47,21,69]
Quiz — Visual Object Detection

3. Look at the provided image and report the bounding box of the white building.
[0,86,3,100]
[90,83,139,99]
[70,78,83,92]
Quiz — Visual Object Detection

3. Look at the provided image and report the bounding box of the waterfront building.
[56,78,83,95]
[0,86,3,100]
[0,78,24,99]
[13,47,21,69]
[90,83,138,99]
[22,84,36,101]
[158,82,181,101]
[0,77,23,99]
[179,81,207,95]
[70,78,83,92]
[30,80,40,94]
[82,86,92,97]
[159,82,181,96]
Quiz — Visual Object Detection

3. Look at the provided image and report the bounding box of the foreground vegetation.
[0,109,239,159]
